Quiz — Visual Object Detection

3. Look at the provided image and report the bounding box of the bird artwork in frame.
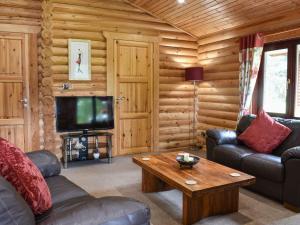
[68,39,91,80]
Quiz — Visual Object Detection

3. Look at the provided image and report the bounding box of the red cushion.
[238,111,292,153]
[0,138,52,215]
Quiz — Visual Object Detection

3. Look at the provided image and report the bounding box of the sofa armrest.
[206,129,237,145]
[281,147,300,164]
[27,150,61,178]
[206,129,237,161]
[39,196,150,225]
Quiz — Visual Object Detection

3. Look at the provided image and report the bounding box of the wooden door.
[0,33,30,150]
[115,40,153,155]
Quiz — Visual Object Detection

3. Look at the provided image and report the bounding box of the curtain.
[237,33,264,122]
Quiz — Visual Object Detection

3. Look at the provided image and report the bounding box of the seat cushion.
[238,110,291,154]
[0,176,35,225]
[0,138,52,215]
[45,175,88,206]
[242,154,284,182]
[37,196,150,225]
[214,144,255,169]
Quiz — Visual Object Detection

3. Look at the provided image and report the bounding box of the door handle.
[116,96,126,104]
[19,98,28,107]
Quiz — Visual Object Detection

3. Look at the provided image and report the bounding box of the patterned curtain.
[237,33,264,122]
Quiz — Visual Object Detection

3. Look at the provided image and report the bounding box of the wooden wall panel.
[0,0,41,26]
[41,0,198,156]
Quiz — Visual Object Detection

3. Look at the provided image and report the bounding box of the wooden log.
[198,116,237,129]
[159,76,185,83]
[159,91,194,98]
[159,140,193,149]
[198,95,240,104]
[204,71,239,81]
[160,106,193,113]
[159,113,192,121]
[198,79,239,88]
[52,29,105,41]
[52,65,106,74]
[198,87,239,96]
[159,119,192,127]
[198,46,239,60]
[51,2,162,23]
[198,109,238,121]
[160,133,193,142]
[159,98,193,106]
[160,126,191,135]
[200,102,239,112]
[199,54,238,66]
[160,68,185,77]
[160,54,198,64]
[52,38,106,49]
[50,0,143,12]
[160,46,198,57]
[198,38,239,53]
[160,83,193,91]
[161,38,198,49]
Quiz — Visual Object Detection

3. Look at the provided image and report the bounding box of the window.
[258,39,300,118]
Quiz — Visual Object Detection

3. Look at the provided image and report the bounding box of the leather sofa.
[206,114,300,212]
[0,150,150,225]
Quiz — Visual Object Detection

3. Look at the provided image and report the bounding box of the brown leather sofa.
[206,115,300,211]
[0,150,150,225]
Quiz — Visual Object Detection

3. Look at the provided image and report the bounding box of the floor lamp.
[185,67,204,151]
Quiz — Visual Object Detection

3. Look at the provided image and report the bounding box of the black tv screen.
[56,96,114,132]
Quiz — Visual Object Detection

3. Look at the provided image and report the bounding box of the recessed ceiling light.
[177,0,185,4]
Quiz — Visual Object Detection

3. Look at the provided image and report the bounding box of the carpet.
[61,154,299,225]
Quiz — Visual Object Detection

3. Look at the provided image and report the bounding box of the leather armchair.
[281,147,300,210]
[206,129,237,160]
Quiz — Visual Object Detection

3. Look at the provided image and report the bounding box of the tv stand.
[60,131,113,168]
[82,129,89,135]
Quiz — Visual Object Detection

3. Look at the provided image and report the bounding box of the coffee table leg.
[182,187,239,225]
[142,169,173,193]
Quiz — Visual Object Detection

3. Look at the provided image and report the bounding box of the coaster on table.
[185,180,197,185]
[142,157,150,161]
[230,173,241,177]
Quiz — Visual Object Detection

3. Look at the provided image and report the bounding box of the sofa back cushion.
[0,176,35,225]
[0,138,52,215]
[237,115,300,156]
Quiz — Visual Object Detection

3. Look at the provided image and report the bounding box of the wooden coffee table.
[133,151,255,225]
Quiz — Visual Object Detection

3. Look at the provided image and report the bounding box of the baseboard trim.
[284,202,300,212]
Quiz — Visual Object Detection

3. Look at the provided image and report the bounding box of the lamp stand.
[191,80,198,151]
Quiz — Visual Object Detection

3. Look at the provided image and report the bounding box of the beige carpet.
[61,154,299,225]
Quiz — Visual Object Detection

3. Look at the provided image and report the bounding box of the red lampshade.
[185,67,204,81]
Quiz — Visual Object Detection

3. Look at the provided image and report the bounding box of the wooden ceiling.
[127,0,300,38]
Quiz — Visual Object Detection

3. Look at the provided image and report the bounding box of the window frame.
[258,38,300,118]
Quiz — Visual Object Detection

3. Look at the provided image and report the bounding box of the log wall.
[197,14,300,145]
[41,0,198,156]
[0,0,41,26]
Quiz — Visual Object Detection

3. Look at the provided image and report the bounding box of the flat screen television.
[56,96,114,132]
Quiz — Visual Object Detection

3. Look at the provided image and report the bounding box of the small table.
[133,151,255,225]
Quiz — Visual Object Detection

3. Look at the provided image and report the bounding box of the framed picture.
[68,39,91,80]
